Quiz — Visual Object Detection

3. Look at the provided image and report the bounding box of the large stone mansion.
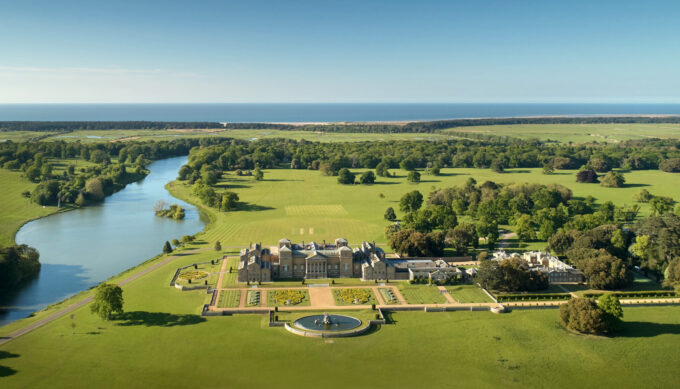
[238,238,396,283]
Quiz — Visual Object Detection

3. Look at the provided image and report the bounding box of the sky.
[0,0,679,103]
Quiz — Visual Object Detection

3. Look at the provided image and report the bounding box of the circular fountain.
[294,313,361,332]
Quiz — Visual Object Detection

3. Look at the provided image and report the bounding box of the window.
[301,265,305,270]
[327,264,331,270]
[283,265,288,271]
[344,264,349,270]
[334,264,338,269]
[294,265,297,270]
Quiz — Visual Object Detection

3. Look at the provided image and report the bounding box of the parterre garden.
[267,289,310,306]
[333,288,377,305]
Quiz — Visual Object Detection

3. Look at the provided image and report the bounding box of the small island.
[153,200,186,220]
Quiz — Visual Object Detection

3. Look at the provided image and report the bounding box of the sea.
[1,103,680,123]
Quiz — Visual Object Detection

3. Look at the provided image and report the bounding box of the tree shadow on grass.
[616,321,680,338]
[114,311,206,327]
[0,350,19,377]
[623,183,651,188]
[371,181,400,185]
[214,183,251,189]
[237,202,275,212]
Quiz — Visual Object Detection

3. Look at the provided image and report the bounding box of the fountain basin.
[292,314,362,332]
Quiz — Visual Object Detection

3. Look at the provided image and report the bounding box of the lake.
[0,156,205,326]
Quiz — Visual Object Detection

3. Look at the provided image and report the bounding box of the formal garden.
[267,289,310,306]
[333,288,377,305]
[174,261,221,288]
[378,288,399,304]
[217,289,241,308]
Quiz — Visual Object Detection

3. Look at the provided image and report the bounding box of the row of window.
[280,263,352,272]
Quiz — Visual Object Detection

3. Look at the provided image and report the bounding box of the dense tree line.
[0,121,222,132]
[0,244,41,291]
[179,138,680,176]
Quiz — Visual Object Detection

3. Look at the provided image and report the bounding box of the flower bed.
[270,289,307,306]
[177,270,209,281]
[334,288,374,305]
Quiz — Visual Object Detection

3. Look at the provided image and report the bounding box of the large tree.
[399,190,423,213]
[90,283,124,321]
[337,168,355,184]
[577,251,633,289]
[388,229,444,257]
[476,257,549,292]
[559,298,608,334]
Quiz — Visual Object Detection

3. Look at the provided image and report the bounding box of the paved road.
[0,248,207,347]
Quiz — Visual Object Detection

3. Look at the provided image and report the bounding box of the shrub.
[659,158,680,173]
[559,298,608,333]
[576,169,599,183]
[600,171,626,188]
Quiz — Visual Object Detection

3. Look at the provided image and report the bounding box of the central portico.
[237,238,395,282]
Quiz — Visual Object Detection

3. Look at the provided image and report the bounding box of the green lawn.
[216,289,241,308]
[566,273,664,297]
[441,123,680,143]
[0,169,61,246]
[397,283,448,304]
[446,284,494,303]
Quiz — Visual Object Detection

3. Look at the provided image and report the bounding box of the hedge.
[496,293,572,302]
[584,291,677,299]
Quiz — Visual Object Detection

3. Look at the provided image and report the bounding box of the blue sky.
[1,0,679,103]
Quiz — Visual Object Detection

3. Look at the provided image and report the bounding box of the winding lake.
[0,156,205,326]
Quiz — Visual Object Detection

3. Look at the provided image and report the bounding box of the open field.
[168,166,680,248]
[0,131,62,142]
[446,284,494,303]
[5,122,680,144]
[14,129,455,143]
[441,123,680,143]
